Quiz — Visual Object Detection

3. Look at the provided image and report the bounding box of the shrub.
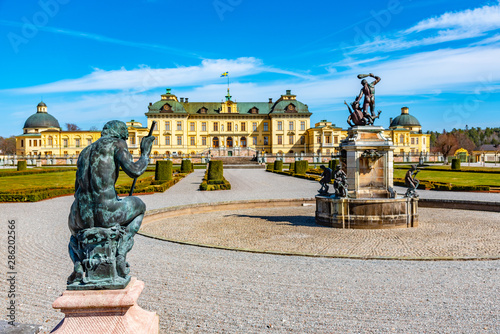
[17,161,27,171]
[274,160,283,171]
[155,160,172,181]
[199,169,231,191]
[180,159,193,173]
[328,159,339,171]
[294,160,308,175]
[266,163,274,171]
[208,160,223,181]
[451,158,461,170]
[289,162,295,171]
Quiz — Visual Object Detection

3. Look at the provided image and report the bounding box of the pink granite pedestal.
[51,277,159,334]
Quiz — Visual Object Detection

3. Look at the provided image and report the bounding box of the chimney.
[269,98,273,103]
[180,98,184,102]
[185,98,189,103]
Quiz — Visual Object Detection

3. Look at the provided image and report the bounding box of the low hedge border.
[0,167,77,178]
[393,178,490,192]
[394,166,500,174]
[267,169,322,182]
[199,170,231,191]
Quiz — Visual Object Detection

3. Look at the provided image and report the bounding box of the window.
[300,136,305,145]
[289,121,294,131]
[154,137,158,145]
[241,122,246,131]
[416,138,419,144]
[63,139,68,147]
[264,136,269,145]
[213,122,219,131]
[177,121,182,131]
[202,122,207,132]
[177,136,182,145]
[202,136,207,146]
[48,137,53,146]
[277,135,283,145]
[300,121,305,131]
[21,140,23,147]
[252,137,257,145]
[277,121,283,131]
[75,139,81,147]
[400,135,404,143]
[29,140,32,146]
[227,122,232,131]
[334,136,338,144]
[288,135,294,144]
[153,122,158,130]
[228,107,231,113]
[263,122,269,131]
[165,136,170,145]
[34,140,37,147]
[87,138,92,146]
[165,121,171,131]
[411,138,415,145]
[190,136,195,146]
[325,136,331,144]
[252,122,257,131]
[190,122,195,131]
[423,138,426,145]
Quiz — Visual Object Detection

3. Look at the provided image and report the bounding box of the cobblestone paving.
[0,169,498,333]
[141,206,500,259]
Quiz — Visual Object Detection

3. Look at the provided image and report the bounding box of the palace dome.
[389,107,421,128]
[23,102,61,129]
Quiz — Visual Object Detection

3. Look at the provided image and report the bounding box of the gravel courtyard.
[0,169,498,333]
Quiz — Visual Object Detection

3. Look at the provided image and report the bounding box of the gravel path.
[0,169,498,333]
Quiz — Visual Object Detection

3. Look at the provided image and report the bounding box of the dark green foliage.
[0,167,78,178]
[208,160,223,181]
[328,159,339,170]
[17,160,27,171]
[294,160,308,175]
[0,187,73,202]
[181,159,193,173]
[199,169,231,191]
[289,162,295,171]
[451,158,461,170]
[274,160,283,171]
[393,178,489,192]
[155,160,173,181]
[266,163,274,171]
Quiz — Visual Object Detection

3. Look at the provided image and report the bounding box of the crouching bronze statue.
[67,120,154,290]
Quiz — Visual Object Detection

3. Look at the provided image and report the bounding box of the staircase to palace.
[211,156,264,169]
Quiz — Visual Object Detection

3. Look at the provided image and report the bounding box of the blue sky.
[1,0,499,136]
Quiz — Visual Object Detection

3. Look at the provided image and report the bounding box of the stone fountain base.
[315,196,418,229]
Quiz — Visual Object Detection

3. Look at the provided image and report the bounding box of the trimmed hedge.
[329,159,339,171]
[0,167,77,178]
[208,160,223,181]
[0,186,74,202]
[451,158,461,170]
[199,169,231,191]
[266,163,274,171]
[274,160,283,171]
[155,160,173,181]
[294,160,309,175]
[394,178,490,192]
[17,161,27,171]
[181,159,193,173]
[289,162,295,171]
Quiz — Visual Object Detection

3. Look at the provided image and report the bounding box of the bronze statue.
[318,165,332,196]
[404,165,420,198]
[356,73,381,118]
[344,100,368,126]
[67,120,155,289]
[333,166,348,198]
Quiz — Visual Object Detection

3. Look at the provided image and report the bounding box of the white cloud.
[7,58,311,94]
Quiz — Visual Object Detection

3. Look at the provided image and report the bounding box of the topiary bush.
[266,163,274,171]
[274,160,283,171]
[181,159,193,173]
[155,160,173,181]
[328,159,339,171]
[451,158,461,170]
[289,162,295,171]
[208,160,223,181]
[294,160,308,175]
[17,160,27,171]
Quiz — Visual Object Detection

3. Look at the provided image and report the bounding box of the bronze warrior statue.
[404,165,420,198]
[356,73,381,118]
[67,120,154,289]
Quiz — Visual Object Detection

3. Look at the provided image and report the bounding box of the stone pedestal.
[51,278,159,334]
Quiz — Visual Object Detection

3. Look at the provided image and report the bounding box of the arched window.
[400,134,404,144]
[240,137,247,147]
[213,137,219,148]
[227,137,233,147]
[48,136,53,146]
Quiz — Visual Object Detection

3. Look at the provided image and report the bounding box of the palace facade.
[16,89,430,158]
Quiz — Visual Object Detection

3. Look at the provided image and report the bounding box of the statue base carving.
[51,277,159,334]
[315,196,418,229]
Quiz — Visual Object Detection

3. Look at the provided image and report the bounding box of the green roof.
[24,112,60,129]
[390,114,421,128]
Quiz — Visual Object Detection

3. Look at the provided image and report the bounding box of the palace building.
[16,89,430,159]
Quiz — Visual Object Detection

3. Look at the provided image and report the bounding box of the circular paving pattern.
[140,206,500,259]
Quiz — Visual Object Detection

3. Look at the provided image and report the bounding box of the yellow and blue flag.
[221,72,228,77]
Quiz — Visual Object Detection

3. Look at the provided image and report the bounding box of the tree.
[66,123,81,131]
[454,132,475,153]
[433,133,458,163]
[89,126,99,131]
[0,136,16,154]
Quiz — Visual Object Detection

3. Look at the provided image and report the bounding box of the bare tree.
[454,132,475,154]
[89,126,99,131]
[66,123,81,131]
[433,133,458,164]
[0,136,16,154]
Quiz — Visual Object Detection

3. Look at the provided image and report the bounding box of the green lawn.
[394,169,500,186]
[0,171,155,192]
